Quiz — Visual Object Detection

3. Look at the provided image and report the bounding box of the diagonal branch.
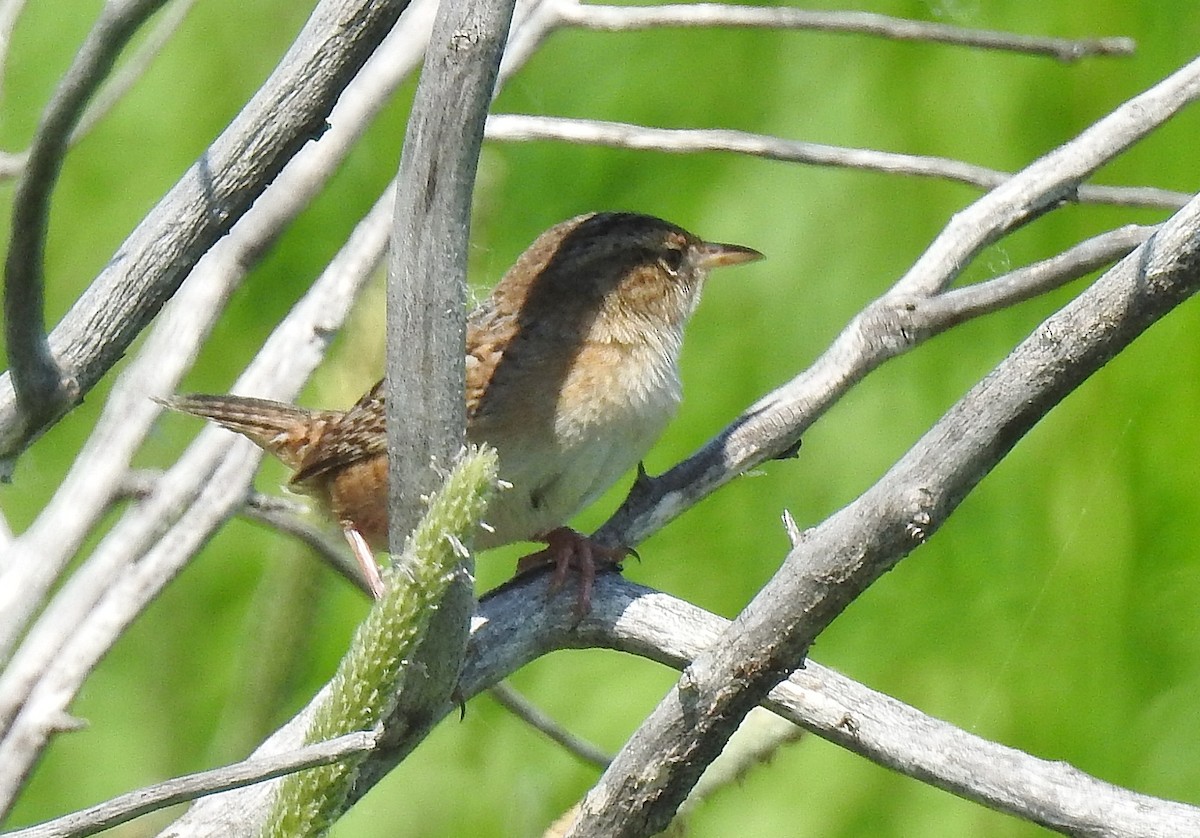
[0,0,412,471]
[118,470,372,596]
[6,732,377,838]
[489,682,611,768]
[894,58,1200,298]
[562,192,1200,836]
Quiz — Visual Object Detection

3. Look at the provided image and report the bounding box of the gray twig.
[3,0,171,441]
[489,682,612,768]
[485,115,1189,210]
[560,3,1134,61]
[120,470,371,596]
[5,731,377,838]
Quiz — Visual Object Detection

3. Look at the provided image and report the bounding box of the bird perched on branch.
[159,212,762,608]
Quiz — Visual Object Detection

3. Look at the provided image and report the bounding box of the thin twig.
[485,115,1189,210]
[894,59,1200,299]
[3,0,171,436]
[5,731,377,838]
[120,470,371,595]
[915,224,1157,329]
[241,494,371,596]
[560,3,1134,62]
[0,0,31,103]
[490,682,612,768]
[71,0,198,141]
[847,225,1159,353]
[678,708,805,818]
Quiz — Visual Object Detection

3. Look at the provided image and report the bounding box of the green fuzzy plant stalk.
[262,445,498,838]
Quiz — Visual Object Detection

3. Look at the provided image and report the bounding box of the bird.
[158,211,762,608]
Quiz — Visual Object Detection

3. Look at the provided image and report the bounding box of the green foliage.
[263,446,497,837]
[4,1,1200,836]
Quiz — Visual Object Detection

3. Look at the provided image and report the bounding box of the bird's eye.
[658,247,685,276]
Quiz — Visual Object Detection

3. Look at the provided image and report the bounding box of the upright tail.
[156,394,339,471]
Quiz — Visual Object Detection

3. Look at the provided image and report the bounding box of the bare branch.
[6,732,377,838]
[165,574,1200,836]
[560,3,1134,61]
[914,224,1157,329]
[563,193,1200,837]
[0,0,412,471]
[678,709,804,818]
[538,576,1200,837]
[595,57,1200,552]
[489,682,612,768]
[485,115,1190,210]
[383,0,517,770]
[896,59,1200,299]
[120,470,372,596]
[3,0,170,441]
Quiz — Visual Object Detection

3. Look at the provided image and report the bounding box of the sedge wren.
[159,212,762,605]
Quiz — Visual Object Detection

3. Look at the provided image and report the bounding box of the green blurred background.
[2,0,1199,835]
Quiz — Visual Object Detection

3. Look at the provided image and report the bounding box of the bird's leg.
[515,527,629,614]
[343,526,386,599]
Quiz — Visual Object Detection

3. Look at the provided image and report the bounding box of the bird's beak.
[695,241,764,269]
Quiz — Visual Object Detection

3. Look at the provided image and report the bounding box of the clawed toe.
[514,527,630,614]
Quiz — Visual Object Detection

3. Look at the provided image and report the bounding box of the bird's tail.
[156,394,337,471]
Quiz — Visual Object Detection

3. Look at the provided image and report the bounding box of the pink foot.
[343,526,386,599]
[515,527,630,614]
